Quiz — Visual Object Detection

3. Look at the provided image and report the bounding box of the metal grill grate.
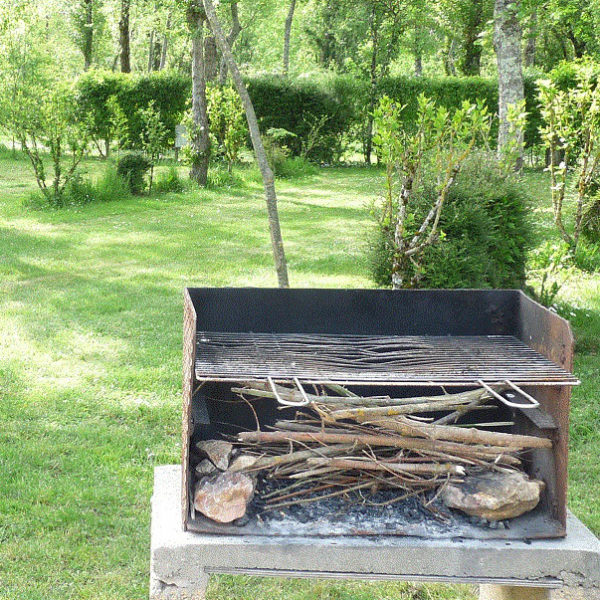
[194,332,579,386]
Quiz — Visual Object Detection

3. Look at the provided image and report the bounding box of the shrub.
[154,165,186,194]
[583,196,600,242]
[44,165,131,207]
[275,156,319,179]
[207,85,247,172]
[573,239,600,272]
[117,152,151,195]
[368,153,530,289]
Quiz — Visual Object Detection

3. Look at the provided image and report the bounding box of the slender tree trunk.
[119,0,131,72]
[364,5,378,165]
[159,14,171,70]
[218,2,241,85]
[148,30,155,71]
[444,36,457,76]
[189,12,211,187]
[414,53,423,77]
[83,0,93,71]
[203,0,290,288]
[460,1,483,75]
[524,9,536,68]
[283,0,296,77]
[205,35,218,81]
[494,0,524,169]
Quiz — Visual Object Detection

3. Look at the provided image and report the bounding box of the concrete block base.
[479,585,550,599]
[150,466,600,600]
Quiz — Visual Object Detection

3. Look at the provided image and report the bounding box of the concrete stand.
[479,585,550,599]
[150,466,600,600]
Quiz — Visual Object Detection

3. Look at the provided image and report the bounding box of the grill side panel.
[517,291,575,533]
[182,289,197,531]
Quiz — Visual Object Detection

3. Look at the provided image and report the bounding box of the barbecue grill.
[182,288,578,540]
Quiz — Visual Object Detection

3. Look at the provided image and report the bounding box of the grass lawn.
[0,151,598,600]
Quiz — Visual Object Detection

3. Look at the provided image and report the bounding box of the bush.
[583,196,600,242]
[275,156,319,178]
[117,152,151,194]
[154,165,186,194]
[368,153,530,288]
[573,239,600,272]
[75,70,190,153]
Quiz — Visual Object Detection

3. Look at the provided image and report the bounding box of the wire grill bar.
[194,332,579,386]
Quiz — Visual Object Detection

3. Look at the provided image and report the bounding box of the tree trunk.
[494,0,524,169]
[283,0,296,77]
[83,0,93,71]
[205,35,218,81]
[364,5,378,165]
[444,36,457,76]
[203,0,290,288]
[460,1,484,76]
[414,53,423,77]
[159,14,171,70]
[218,2,241,85]
[524,9,536,68]
[119,0,131,72]
[189,13,211,187]
[148,30,155,71]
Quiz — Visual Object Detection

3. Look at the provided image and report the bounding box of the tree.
[493,0,524,169]
[282,0,296,76]
[119,0,131,72]
[140,100,169,192]
[203,0,289,288]
[187,2,211,186]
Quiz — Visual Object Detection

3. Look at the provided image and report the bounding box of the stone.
[193,472,254,523]
[196,440,233,471]
[441,471,545,521]
[228,454,258,472]
[195,459,217,476]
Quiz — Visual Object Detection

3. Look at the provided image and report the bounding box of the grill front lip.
[194,331,580,387]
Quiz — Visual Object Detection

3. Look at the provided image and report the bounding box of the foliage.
[245,74,357,162]
[527,241,571,308]
[583,195,600,241]
[139,100,169,192]
[369,152,530,289]
[371,94,491,288]
[116,152,152,195]
[154,165,186,194]
[538,62,600,252]
[75,70,190,152]
[207,84,247,172]
[573,238,600,272]
[9,85,90,207]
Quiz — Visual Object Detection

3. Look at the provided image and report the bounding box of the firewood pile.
[193,381,548,525]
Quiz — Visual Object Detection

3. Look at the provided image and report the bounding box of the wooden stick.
[348,415,552,449]
[308,457,465,476]
[238,430,521,459]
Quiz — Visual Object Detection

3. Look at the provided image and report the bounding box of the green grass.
[0,154,598,600]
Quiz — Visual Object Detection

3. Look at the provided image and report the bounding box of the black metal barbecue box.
[181,288,579,541]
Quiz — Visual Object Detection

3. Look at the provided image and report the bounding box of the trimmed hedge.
[75,70,190,152]
[245,74,360,162]
[75,70,560,161]
[376,75,542,148]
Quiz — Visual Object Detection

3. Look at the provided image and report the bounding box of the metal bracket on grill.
[478,379,540,409]
[267,376,311,407]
